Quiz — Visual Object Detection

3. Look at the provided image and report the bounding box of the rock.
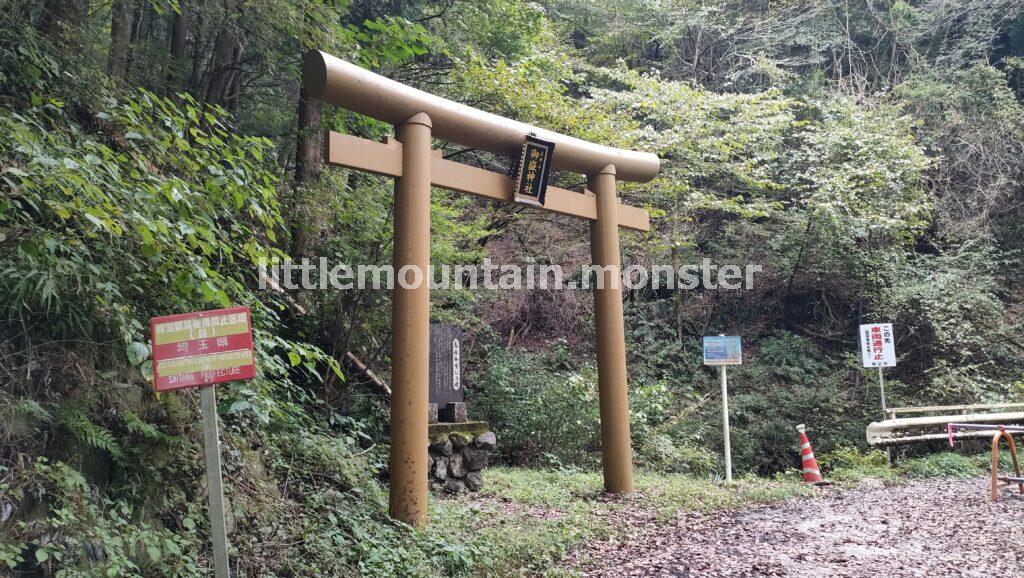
[464,471,483,491]
[448,452,466,478]
[427,454,435,472]
[449,431,473,449]
[444,478,466,493]
[430,436,453,456]
[474,431,497,450]
[463,446,490,470]
[433,456,448,481]
[430,481,444,493]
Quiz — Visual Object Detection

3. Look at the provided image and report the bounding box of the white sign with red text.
[859,323,896,368]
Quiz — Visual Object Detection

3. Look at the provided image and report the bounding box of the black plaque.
[513,135,555,207]
[429,323,464,407]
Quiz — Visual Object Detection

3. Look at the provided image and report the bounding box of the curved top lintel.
[303,50,660,183]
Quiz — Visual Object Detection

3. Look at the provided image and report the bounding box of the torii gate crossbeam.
[303,50,660,528]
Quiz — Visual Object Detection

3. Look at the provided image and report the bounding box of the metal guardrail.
[884,402,1024,420]
[867,403,1024,446]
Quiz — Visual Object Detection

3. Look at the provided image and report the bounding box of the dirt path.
[578,478,1024,577]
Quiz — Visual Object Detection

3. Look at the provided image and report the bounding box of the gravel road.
[581,478,1024,577]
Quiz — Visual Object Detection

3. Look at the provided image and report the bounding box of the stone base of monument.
[427,421,496,493]
[439,401,468,423]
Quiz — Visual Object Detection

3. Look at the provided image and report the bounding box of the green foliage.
[247,431,491,577]
[3,0,1024,575]
[818,446,897,482]
[708,333,866,476]
[57,407,127,464]
[901,453,982,479]
[634,433,717,476]
[470,346,601,467]
[0,87,281,338]
[877,241,1019,401]
[3,458,199,577]
[789,100,930,242]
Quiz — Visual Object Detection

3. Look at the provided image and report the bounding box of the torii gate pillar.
[389,113,432,527]
[589,166,634,493]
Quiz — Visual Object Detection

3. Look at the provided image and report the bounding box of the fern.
[10,399,53,423]
[121,411,183,445]
[58,408,126,464]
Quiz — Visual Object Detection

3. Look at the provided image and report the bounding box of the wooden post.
[389,112,432,527]
[589,165,635,493]
[200,385,229,578]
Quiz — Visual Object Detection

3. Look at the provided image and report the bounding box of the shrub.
[469,346,601,467]
[902,453,981,479]
[709,332,866,476]
[818,446,897,482]
[1,458,199,577]
[635,433,717,475]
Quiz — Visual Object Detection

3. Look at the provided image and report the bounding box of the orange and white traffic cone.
[796,424,829,486]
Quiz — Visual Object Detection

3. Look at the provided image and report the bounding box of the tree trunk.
[672,243,685,342]
[187,0,207,93]
[223,42,246,112]
[294,87,323,186]
[205,22,238,106]
[290,84,324,258]
[124,0,147,79]
[108,0,135,78]
[167,0,189,98]
[39,0,89,47]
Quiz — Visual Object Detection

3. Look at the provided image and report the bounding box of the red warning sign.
[149,306,256,392]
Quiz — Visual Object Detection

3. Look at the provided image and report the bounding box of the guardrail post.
[991,428,1024,502]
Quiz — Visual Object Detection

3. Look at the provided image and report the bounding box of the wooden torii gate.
[303,50,660,528]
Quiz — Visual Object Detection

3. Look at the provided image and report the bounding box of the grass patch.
[900,452,984,479]
[428,451,1000,575]
[429,467,812,576]
[818,446,899,483]
[634,471,813,520]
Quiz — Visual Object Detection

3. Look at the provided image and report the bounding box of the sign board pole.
[701,335,741,484]
[200,384,230,578]
[720,364,732,483]
[878,367,893,465]
[150,305,256,571]
[877,367,888,415]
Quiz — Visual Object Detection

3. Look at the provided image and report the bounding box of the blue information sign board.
[702,336,742,365]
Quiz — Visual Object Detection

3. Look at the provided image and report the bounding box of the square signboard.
[150,306,256,392]
[703,336,742,366]
[859,323,896,368]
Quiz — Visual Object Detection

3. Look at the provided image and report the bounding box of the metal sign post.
[859,323,896,464]
[150,305,257,576]
[859,323,896,417]
[200,385,230,578]
[703,335,742,484]
[719,364,732,483]
[877,367,888,415]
